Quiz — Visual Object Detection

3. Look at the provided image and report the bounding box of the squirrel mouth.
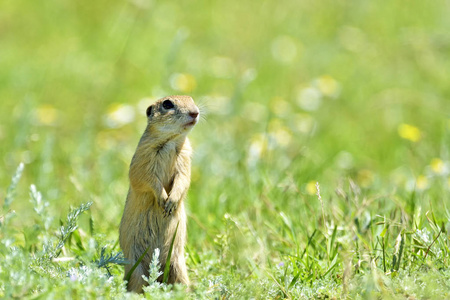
[185,120,197,127]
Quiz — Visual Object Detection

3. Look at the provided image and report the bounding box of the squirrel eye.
[162,100,174,109]
[146,105,153,117]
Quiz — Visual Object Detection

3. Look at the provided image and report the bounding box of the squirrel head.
[145,95,200,138]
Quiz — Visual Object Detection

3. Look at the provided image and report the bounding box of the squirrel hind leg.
[164,260,189,285]
[125,264,147,293]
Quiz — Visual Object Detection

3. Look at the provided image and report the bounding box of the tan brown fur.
[119,95,199,293]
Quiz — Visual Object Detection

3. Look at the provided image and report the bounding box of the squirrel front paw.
[163,197,178,217]
[157,195,168,211]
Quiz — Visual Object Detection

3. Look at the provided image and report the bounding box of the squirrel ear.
[146,105,153,117]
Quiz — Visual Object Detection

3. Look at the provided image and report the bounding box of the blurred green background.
[1,0,449,255]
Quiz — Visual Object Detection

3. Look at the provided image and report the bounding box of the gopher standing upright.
[119,95,199,292]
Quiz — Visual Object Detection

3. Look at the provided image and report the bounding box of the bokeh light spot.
[271,35,298,63]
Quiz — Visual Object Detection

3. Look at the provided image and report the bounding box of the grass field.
[1,0,450,298]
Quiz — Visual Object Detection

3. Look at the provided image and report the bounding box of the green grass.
[1,0,450,298]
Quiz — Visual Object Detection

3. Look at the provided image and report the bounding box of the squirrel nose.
[189,112,199,118]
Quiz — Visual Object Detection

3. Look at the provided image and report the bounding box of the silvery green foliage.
[142,248,163,285]
[1,163,24,237]
[141,248,187,299]
[52,201,93,259]
[0,168,127,298]
[30,184,52,231]
[96,246,128,277]
[3,163,24,210]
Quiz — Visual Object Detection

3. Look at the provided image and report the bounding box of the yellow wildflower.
[306,181,317,195]
[430,158,444,174]
[268,119,292,147]
[316,75,340,98]
[416,175,428,190]
[170,73,197,93]
[36,104,59,126]
[398,124,421,142]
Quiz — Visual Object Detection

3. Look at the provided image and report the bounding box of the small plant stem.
[316,182,329,263]
[424,229,442,260]
[382,237,386,273]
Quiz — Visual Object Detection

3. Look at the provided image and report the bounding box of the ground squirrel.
[119,95,199,292]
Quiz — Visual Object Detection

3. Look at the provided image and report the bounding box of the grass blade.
[329,225,338,259]
[125,243,152,282]
[322,254,338,278]
[267,271,292,300]
[288,270,301,289]
[163,221,180,283]
[300,229,316,259]
[391,231,405,271]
